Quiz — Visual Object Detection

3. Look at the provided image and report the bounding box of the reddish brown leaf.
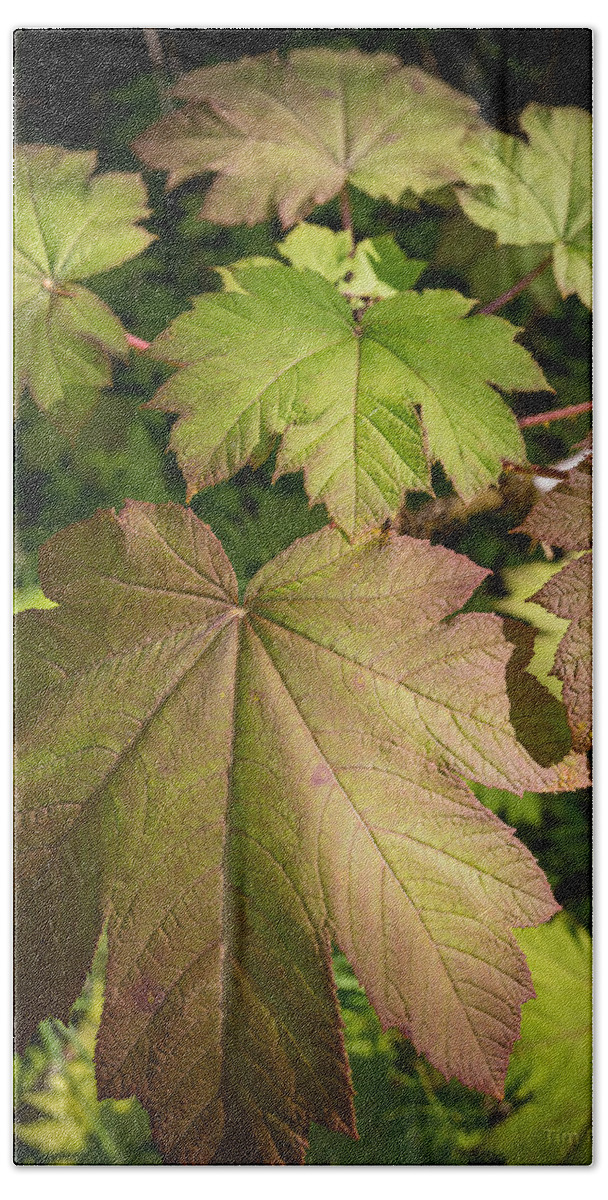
[532,554,592,752]
[518,459,591,552]
[15,505,588,1162]
[518,456,592,751]
[133,49,486,228]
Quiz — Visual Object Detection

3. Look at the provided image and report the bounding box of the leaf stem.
[476,255,553,315]
[517,402,592,428]
[126,331,151,352]
[143,28,166,71]
[339,183,355,249]
[503,460,573,481]
[143,29,174,114]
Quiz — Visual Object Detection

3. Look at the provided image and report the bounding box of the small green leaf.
[345,233,426,298]
[133,49,487,227]
[13,586,57,614]
[278,224,426,299]
[149,262,549,536]
[457,106,591,308]
[279,224,354,283]
[14,145,154,430]
[483,915,591,1164]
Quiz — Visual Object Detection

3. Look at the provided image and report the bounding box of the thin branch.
[476,256,553,315]
[503,460,572,481]
[518,401,592,428]
[144,29,166,71]
[143,29,174,114]
[126,331,151,352]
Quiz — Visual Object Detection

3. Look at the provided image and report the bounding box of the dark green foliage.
[192,456,328,596]
[15,389,181,591]
[473,785,591,931]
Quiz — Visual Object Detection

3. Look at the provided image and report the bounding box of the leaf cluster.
[14,43,592,1167]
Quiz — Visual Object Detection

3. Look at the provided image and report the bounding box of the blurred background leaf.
[307,954,492,1165]
[480,915,591,1165]
[14,934,162,1165]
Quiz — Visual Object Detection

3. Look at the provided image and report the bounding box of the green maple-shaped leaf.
[217,225,426,303]
[457,105,592,308]
[517,459,591,752]
[133,49,486,228]
[16,503,588,1163]
[277,223,427,300]
[147,261,548,537]
[14,146,154,430]
[483,915,591,1164]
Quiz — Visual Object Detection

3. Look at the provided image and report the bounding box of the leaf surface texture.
[15,503,588,1162]
[133,50,487,228]
[148,263,548,535]
[519,460,591,751]
[457,105,592,307]
[14,146,153,429]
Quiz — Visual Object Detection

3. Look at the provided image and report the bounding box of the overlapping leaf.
[518,459,591,553]
[15,502,587,1163]
[483,916,591,1164]
[494,561,571,703]
[14,146,154,430]
[457,105,592,307]
[277,223,427,300]
[531,558,591,753]
[218,225,426,303]
[147,261,548,536]
[518,460,592,751]
[133,49,487,227]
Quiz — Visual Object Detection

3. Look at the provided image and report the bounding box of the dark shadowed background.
[15,27,591,152]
